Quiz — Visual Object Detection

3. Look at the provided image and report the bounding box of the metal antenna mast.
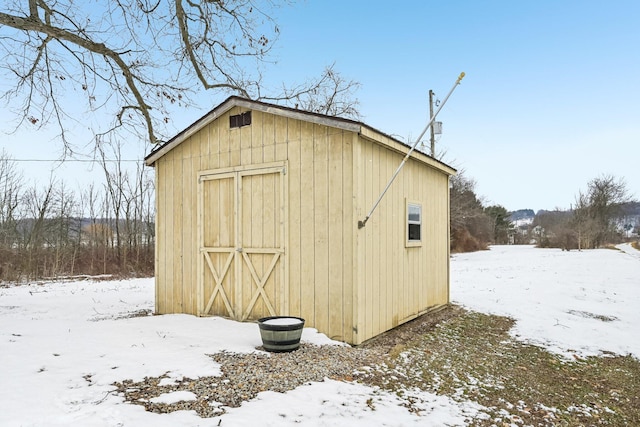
[357,72,465,229]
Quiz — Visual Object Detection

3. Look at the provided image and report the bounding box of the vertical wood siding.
[352,136,450,344]
[154,105,450,344]
[154,108,356,342]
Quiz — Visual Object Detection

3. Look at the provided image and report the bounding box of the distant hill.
[533,202,640,217]
[621,201,640,216]
[509,209,535,222]
[508,209,535,228]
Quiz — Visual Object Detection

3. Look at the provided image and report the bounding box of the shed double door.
[198,164,286,321]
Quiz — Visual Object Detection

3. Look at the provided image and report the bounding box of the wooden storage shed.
[145,96,456,345]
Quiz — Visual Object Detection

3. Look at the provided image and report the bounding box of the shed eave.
[358,125,457,176]
[144,95,458,176]
[144,96,362,166]
[144,101,235,166]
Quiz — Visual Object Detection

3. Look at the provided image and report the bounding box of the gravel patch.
[112,307,459,418]
[113,305,640,425]
[113,342,385,418]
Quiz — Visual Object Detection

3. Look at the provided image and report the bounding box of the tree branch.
[0,1,361,154]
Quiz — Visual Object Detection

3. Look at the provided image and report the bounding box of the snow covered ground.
[451,244,640,359]
[1,244,638,426]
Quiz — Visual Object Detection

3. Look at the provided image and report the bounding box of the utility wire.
[9,158,142,162]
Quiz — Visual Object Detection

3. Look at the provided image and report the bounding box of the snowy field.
[451,244,640,359]
[1,244,638,426]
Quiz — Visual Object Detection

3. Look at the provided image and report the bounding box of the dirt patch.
[357,309,640,426]
[359,305,463,352]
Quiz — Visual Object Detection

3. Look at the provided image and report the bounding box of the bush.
[451,228,487,253]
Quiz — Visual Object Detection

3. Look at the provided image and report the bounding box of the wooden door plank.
[241,251,279,320]
[252,173,265,315]
[203,251,235,316]
[199,173,237,318]
[280,167,288,316]
[235,171,243,318]
[262,173,277,316]
[240,174,256,314]
[197,174,204,315]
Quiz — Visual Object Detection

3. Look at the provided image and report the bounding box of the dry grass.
[603,244,622,250]
[451,228,489,253]
[357,307,640,426]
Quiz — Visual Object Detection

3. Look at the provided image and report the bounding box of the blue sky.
[2,0,639,212]
[265,0,640,211]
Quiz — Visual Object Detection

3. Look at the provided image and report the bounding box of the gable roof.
[144,96,456,175]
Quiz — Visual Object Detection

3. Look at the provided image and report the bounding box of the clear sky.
[2,0,639,212]
[266,0,640,212]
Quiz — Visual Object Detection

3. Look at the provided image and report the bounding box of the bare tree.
[95,140,155,274]
[572,192,594,249]
[267,63,362,119]
[0,150,23,247]
[573,174,634,248]
[449,172,492,252]
[0,1,361,153]
[97,141,126,266]
[47,181,79,275]
[120,161,154,272]
[0,150,23,280]
[0,155,156,281]
[533,209,576,249]
[20,178,55,277]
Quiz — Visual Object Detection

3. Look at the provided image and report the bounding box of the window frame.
[405,199,423,247]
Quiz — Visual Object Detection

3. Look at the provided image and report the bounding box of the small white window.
[406,201,422,247]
